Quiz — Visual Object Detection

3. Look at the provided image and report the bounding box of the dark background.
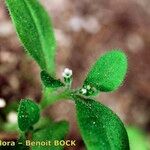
[0,0,150,149]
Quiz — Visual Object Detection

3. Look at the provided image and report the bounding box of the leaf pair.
[73,50,129,149]
[40,50,127,94]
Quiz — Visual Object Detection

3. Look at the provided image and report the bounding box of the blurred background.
[0,0,150,149]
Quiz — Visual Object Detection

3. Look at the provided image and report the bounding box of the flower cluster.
[79,85,98,96]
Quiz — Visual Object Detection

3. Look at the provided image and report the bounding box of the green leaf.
[84,50,127,92]
[6,0,56,76]
[18,99,40,131]
[126,126,149,150]
[32,121,69,150]
[41,70,64,88]
[74,96,129,150]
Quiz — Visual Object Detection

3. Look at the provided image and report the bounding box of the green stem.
[64,77,72,89]
[40,88,73,110]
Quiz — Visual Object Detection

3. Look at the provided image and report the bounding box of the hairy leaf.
[32,121,69,150]
[6,0,56,76]
[84,50,127,92]
[75,96,129,150]
[41,70,64,88]
[18,99,40,131]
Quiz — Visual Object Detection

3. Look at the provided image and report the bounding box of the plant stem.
[40,88,73,110]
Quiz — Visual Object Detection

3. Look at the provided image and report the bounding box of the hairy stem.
[40,88,73,110]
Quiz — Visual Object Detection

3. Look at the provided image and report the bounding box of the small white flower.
[7,111,17,123]
[0,98,6,108]
[62,68,72,78]
[81,88,87,95]
[86,85,91,90]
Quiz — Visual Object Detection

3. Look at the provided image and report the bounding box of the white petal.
[81,88,87,94]
[69,70,73,75]
[62,68,73,78]
[62,72,66,77]
[64,68,70,73]
[0,98,6,108]
[7,111,17,123]
[86,85,91,90]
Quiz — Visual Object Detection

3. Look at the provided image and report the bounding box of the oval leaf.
[32,121,69,150]
[18,99,40,131]
[6,0,56,76]
[75,96,129,150]
[84,50,127,92]
[41,70,64,88]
